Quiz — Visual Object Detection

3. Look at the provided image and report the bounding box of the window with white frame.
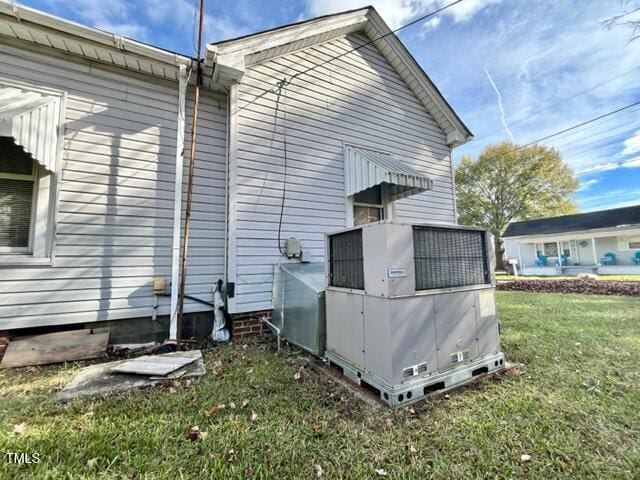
[353,185,385,226]
[0,137,55,261]
[628,236,640,249]
[0,138,36,252]
[535,242,559,257]
[561,240,572,258]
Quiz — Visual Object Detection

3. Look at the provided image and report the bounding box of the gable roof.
[205,6,472,147]
[503,205,640,238]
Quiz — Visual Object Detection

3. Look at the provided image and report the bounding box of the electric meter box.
[324,220,505,407]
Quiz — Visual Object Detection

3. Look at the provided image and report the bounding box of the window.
[561,241,572,258]
[0,139,36,253]
[0,137,55,263]
[629,236,640,249]
[535,242,559,257]
[353,185,384,226]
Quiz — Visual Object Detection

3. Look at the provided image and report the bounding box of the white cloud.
[304,0,501,30]
[447,0,503,23]
[45,0,149,40]
[622,156,640,168]
[578,178,598,191]
[577,157,640,175]
[622,130,640,156]
[423,16,441,31]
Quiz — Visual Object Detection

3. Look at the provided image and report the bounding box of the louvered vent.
[329,229,364,289]
[413,226,489,290]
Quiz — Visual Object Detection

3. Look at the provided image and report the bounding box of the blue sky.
[24,0,640,213]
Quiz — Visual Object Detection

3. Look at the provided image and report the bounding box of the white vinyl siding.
[0,43,227,329]
[232,33,455,312]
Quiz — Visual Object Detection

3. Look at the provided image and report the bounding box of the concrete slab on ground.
[57,350,205,402]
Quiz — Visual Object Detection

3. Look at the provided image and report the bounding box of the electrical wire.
[274,78,289,255]
[232,0,464,116]
[470,65,640,143]
[467,99,640,166]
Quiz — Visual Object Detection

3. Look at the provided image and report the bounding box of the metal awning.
[344,146,433,201]
[0,86,61,172]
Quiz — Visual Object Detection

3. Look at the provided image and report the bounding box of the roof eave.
[0,0,190,80]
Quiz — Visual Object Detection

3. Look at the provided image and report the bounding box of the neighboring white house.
[0,3,472,338]
[503,205,640,276]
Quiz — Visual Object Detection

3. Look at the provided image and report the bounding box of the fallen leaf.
[251,411,258,422]
[211,360,223,376]
[247,369,254,374]
[375,468,388,476]
[520,454,531,462]
[241,399,250,408]
[384,418,393,427]
[409,445,417,454]
[315,464,324,478]
[186,426,207,442]
[12,422,26,434]
[293,371,301,380]
[229,402,237,409]
[444,394,450,400]
[206,404,226,417]
[244,466,253,477]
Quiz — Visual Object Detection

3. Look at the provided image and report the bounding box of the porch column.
[556,240,562,267]
[517,242,523,270]
[591,238,598,265]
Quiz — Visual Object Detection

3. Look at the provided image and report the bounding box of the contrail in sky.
[484,67,515,142]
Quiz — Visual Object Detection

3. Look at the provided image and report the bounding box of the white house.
[0,3,472,341]
[503,205,640,276]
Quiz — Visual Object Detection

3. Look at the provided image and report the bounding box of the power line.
[523,99,640,147]
[233,0,463,116]
[546,108,640,149]
[470,64,640,143]
[466,99,640,166]
[557,125,640,156]
[575,157,640,175]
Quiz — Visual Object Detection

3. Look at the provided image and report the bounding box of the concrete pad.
[57,350,205,402]
[110,350,201,376]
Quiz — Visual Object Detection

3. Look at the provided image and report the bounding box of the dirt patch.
[496,279,640,296]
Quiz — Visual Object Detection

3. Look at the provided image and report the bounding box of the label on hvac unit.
[388,268,407,278]
[478,290,496,317]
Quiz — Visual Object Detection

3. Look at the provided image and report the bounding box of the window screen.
[329,229,364,289]
[413,226,489,290]
[0,178,33,248]
[1,138,35,249]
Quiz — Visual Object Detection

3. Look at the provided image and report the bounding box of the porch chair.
[599,252,616,265]
[535,255,547,266]
[632,251,640,265]
[554,255,568,267]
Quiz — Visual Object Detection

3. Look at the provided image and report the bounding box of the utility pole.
[177,0,205,343]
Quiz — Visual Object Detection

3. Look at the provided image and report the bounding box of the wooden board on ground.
[0,328,110,368]
[110,350,202,377]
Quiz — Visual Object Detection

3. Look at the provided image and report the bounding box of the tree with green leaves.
[455,142,579,269]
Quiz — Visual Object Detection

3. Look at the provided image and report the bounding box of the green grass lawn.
[496,273,640,281]
[1,292,639,479]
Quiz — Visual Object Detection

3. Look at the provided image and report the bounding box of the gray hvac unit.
[324,220,505,407]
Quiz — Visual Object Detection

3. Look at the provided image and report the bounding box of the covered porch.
[506,228,640,276]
